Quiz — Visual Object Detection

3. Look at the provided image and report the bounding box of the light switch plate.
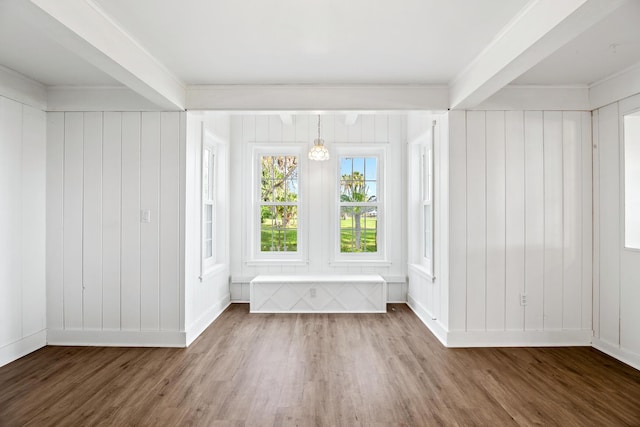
[141,209,151,223]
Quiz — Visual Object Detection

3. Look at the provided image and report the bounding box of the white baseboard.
[592,337,640,371]
[0,330,47,368]
[186,293,231,346]
[446,329,592,348]
[406,297,592,348]
[407,295,448,346]
[47,329,187,348]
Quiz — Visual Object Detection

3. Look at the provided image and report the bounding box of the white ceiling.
[0,0,639,109]
[0,0,119,86]
[92,0,528,85]
[514,0,640,86]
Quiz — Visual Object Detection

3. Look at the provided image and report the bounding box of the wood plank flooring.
[1,304,640,426]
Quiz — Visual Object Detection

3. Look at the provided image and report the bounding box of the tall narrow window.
[625,112,640,249]
[339,156,379,253]
[422,145,433,271]
[260,155,299,252]
[202,144,216,272]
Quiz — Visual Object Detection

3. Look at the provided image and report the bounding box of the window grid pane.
[340,206,377,253]
[339,156,379,253]
[260,155,299,253]
[423,204,432,260]
[625,114,640,249]
[204,204,213,259]
[260,204,298,252]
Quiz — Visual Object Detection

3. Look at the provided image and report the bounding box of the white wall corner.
[185,294,231,346]
[0,330,47,368]
[589,62,640,110]
[592,337,640,372]
[0,65,47,110]
[407,294,448,346]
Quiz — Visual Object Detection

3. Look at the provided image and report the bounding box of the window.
[422,144,434,273]
[339,156,380,254]
[407,126,435,278]
[202,143,216,274]
[625,111,640,249]
[259,155,299,253]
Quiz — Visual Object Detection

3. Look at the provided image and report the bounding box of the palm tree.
[340,171,376,250]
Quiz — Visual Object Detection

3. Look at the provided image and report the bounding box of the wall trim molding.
[47,329,187,348]
[186,294,231,346]
[446,329,592,348]
[407,295,448,346]
[589,61,640,110]
[0,65,47,110]
[0,330,47,368]
[592,337,640,372]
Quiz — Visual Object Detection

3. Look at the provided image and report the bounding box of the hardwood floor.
[1,304,640,426]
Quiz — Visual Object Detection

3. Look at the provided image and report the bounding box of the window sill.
[245,259,309,267]
[408,263,435,282]
[329,260,392,267]
[199,264,227,282]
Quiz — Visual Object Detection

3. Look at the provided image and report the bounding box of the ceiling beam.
[186,85,449,111]
[25,0,185,110]
[449,0,625,110]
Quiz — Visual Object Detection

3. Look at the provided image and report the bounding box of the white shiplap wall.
[229,114,407,299]
[184,113,231,345]
[446,110,592,346]
[46,111,187,346]
[0,96,47,367]
[592,94,640,370]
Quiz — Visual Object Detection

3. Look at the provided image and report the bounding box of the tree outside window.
[339,157,378,253]
[260,155,299,252]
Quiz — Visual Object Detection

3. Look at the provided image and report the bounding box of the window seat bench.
[249,274,387,313]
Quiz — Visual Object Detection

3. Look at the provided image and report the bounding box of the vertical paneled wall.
[593,94,640,370]
[47,111,185,345]
[229,114,407,298]
[0,96,46,367]
[448,110,592,344]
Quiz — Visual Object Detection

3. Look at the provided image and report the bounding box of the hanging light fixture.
[308,114,330,161]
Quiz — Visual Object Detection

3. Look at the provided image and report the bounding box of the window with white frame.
[624,111,640,249]
[421,144,434,273]
[202,143,216,273]
[258,154,300,253]
[338,155,382,254]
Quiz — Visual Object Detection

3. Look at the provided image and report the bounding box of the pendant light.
[308,115,330,161]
